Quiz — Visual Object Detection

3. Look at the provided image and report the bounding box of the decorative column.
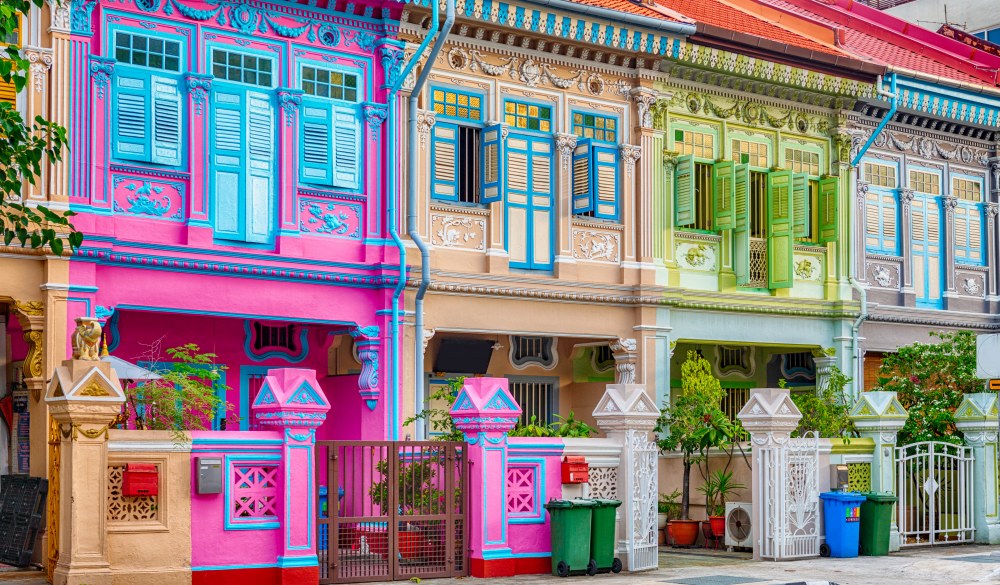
[900,189,916,301]
[68,0,96,206]
[662,151,680,282]
[737,388,803,561]
[619,144,642,274]
[592,384,659,571]
[812,353,838,395]
[449,377,521,577]
[277,89,304,240]
[45,318,126,585]
[186,74,213,230]
[415,109,436,239]
[251,368,332,581]
[610,338,637,384]
[48,2,71,203]
[954,393,1000,544]
[554,132,578,280]
[855,181,870,284]
[487,124,510,274]
[849,391,907,551]
[943,195,960,300]
[987,202,998,301]
[630,87,663,275]
[349,325,380,411]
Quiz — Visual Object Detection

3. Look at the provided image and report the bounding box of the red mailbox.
[122,463,158,497]
[561,456,589,484]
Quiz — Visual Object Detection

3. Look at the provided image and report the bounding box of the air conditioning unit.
[725,502,752,549]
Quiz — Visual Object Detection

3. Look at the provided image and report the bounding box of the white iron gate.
[896,441,974,546]
[757,434,821,560]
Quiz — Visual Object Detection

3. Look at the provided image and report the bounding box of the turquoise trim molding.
[239,365,272,430]
[224,453,282,530]
[191,563,279,571]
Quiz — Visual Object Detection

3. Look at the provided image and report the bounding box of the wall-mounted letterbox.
[122,463,158,497]
[196,457,223,494]
[561,456,589,484]
[830,464,849,492]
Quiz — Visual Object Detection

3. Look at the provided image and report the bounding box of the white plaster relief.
[958,273,985,298]
[867,262,898,289]
[675,242,717,272]
[573,229,620,262]
[792,255,822,281]
[430,214,485,251]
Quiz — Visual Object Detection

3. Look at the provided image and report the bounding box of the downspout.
[848,72,898,397]
[409,0,456,439]
[387,0,442,440]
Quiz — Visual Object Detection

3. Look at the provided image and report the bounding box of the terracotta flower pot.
[708,515,726,538]
[667,519,700,547]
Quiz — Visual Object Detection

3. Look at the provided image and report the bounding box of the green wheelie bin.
[544,499,597,577]
[589,499,623,574]
[859,492,897,556]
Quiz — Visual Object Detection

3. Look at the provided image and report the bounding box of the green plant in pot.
[697,470,745,538]
[655,351,735,547]
[657,489,681,530]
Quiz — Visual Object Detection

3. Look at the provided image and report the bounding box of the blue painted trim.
[507,457,546,524]
[284,441,315,550]
[67,297,93,319]
[191,438,284,446]
[504,131,555,271]
[239,365,272,430]
[138,360,229,430]
[67,285,99,292]
[243,320,310,364]
[224,453,282,530]
[113,304,359,326]
[481,550,552,559]
[191,563,278,571]
[276,555,318,568]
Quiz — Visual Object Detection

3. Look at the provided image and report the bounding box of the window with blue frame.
[952,176,985,266]
[571,111,620,221]
[503,98,555,270]
[973,26,1000,46]
[298,64,362,190]
[862,161,900,255]
[211,47,277,244]
[111,30,184,167]
[430,86,486,204]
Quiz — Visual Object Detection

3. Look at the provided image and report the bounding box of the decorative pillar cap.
[849,391,907,432]
[592,384,658,432]
[449,377,521,436]
[737,388,801,440]
[954,392,999,432]
[251,368,331,428]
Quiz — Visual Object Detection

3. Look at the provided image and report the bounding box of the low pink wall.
[505,437,565,558]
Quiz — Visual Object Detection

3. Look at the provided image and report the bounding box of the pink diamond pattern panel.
[233,465,279,519]
[506,466,536,514]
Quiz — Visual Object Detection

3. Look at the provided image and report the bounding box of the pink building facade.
[67,0,405,440]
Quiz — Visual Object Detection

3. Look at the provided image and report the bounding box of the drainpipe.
[848,72,898,398]
[387,0,444,440]
[408,0,455,439]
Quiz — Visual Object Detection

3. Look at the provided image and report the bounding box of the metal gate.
[316,441,468,583]
[896,441,974,546]
[757,434,820,560]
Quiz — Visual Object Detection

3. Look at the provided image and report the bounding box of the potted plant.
[657,490,681,530]
[697,470,745,538]
[655,351,735,547]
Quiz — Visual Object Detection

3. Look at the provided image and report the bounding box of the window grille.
[785,148,820,176]
[573,112,617,143]
[750,171,768,238]
[252,322,298,353]
[693,162,713,230]
[863,162,897,188]
[246,373,267,430]
[675,129,714,159]
[720,388,750,441]
[909,170,940,195]
[732,139,768,168]
[952,178,983,202]
[301,66,358,102]
[509,380,556,425]
[504,100,552,131]
[212,49,274,87]
[510,336,556,368]
[592,345,615,372]
[717,346,752,376]
[114,32,181,72]
[781,352,815,381]
[432,88,483,121]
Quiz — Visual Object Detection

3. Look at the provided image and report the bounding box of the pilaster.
[610,337,638,384]
[943,195,959,299]
[277,88,304,240]
[855,181,869,284]
[186,73,213,230]
[487,124,510,274]
[899,189,916,299]
[630,88,662,276]
[954,393,1000,544]
[554,132,578,279]
[989,158,1000,300]
[849,391,907,551]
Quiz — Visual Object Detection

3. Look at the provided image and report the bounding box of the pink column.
[449,377,521,577]
[276,89,303,250]
[251,368,331,585]
[89,56,114,210]
[185,73,212,228]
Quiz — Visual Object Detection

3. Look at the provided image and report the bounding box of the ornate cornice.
[658,90,833,137]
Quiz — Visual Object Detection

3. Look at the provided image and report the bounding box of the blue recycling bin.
[317,486,345,552]
[819,492,866,558]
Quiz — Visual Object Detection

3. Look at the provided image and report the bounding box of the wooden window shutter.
[332,105,361,190]
[151,76,182,166]
[245,91,274,243]
[113,70,151,162]
[817,176,839,244]
[299,99,334,186]
[767,169,794,289]
[713,160,735,231]
[592,144,618,220]
[572,138,593,214]
[212,89,245,240]
[674,154,695,227]
[733,163,750,285]
[431,121,460,202]
[480,123,504,204]
[791,172,808,238]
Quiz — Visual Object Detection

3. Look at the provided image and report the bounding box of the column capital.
[610,338,637,384]
[449,377,521,438]
[416,109,436,149]
[943,194,960,213]
[954,392,1000,443]
[619,144,642,178]
[250,368,332,429]
[736,388,802,445]
[628,87,659,130]
[849,391,908,437]
[554,132,578,171]
[592,384,658,432]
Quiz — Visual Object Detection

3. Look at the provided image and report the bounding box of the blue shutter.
[212,89,245,240]
[299,98,334,186]
[245,92,274,244]
[150,76,182,166]
[332,105,361,190]
[113,68,151,162]
[572,138,593,214]
[480,123,504,204]
[591,143,619,220]
[431,121,459,202]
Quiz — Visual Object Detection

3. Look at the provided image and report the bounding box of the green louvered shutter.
[572,138,593,214]
[212,89,245,240]
[792,173,808,238]
[767,170,794,289]
[733,163,750,285]
[431,121,460,202]
[592,144,619,220]
[480,123,504,204]
[818,176,840,244]
[245,91,274,244]
[713,160,735,231]
[113,69,151,162]
[151,76,182,166]
[299,99,334,186]
[674,154,695,227]
[332,105,361,190]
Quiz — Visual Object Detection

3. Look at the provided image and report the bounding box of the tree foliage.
[0,0,78,254]
[875,330,981,445]
[792,365,857,439]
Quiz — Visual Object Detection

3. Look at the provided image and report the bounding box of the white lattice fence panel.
[107,464,158,522]
[758,435,820,560]
[625,429,658,571]
[588,466,618,500]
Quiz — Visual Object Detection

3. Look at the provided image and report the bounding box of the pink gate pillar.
[450,377,522,578]
[252,368,331,585]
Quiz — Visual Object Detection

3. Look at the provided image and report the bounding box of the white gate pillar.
[955,392,1000,544]
[737,388,803,561]
[592,384,659,572]
[849,391,907,551]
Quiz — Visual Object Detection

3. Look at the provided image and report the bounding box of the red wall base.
[192,566,318,585]
[471,556,551,577]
